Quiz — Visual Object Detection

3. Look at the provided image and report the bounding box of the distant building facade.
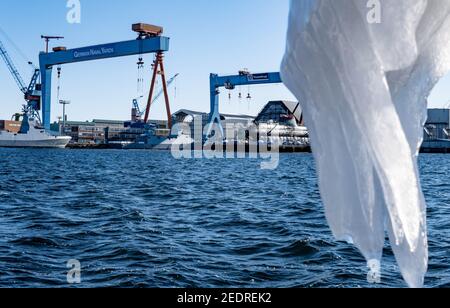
[48,101,307,146]
[172,109,255,136]
[422,109,450,152]
[52,119,167,145]
[254,101,303,125]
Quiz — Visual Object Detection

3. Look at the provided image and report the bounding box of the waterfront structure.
[173,109,254,136]
[52,119,167,145]
[173,102,310,152]
[422,109,450,153]
[254,101,303,125]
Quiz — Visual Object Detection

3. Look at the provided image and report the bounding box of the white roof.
[282,101,303,122]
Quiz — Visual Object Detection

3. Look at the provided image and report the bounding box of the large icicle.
[281,0,450,288]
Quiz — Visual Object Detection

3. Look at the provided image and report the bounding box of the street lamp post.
[59,100,71,135]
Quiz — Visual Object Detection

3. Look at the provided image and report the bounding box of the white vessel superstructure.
[0,117,71,148]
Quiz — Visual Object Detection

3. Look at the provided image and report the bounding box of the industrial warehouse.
[43,105,450,153]
[44,100,309,151]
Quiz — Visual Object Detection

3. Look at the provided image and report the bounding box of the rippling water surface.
[0,149,449,288]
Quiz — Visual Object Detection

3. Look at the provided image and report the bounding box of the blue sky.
[1,0,449,122]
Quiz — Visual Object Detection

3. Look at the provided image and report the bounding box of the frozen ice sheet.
[281,0,450,288]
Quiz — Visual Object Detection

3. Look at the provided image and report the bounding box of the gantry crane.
[39,23,171,130]
[0,38,41,121]
[206,71,283,138]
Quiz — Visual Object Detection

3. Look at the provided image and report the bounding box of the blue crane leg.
[206,86,224,139]
[41,67,52,130]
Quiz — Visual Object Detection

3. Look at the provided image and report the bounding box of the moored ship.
[0,114,71,148]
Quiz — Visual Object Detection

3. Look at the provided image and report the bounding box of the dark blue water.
[0,149,449,288]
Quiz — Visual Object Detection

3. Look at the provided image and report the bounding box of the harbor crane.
[0,37,42,122]
[206,71,283,138]
[39,23,171,130]
[132,73,179,121]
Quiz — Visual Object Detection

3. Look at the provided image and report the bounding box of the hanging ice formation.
[281,0,450,288]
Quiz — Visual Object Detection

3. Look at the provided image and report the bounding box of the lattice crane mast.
[0,37,41,120]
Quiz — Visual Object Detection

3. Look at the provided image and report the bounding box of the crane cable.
[174,75,178,103]
[137,56,144,95]
[0,25,35,69]
[57,66,62,105]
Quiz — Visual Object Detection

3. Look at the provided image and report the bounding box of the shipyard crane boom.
[153,73,179,106]
[0,39,28,94]
[0,37,42,121]
[133,74,180,117]
[133,73,179,118]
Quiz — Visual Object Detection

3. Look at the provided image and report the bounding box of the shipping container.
[0,120,22,133]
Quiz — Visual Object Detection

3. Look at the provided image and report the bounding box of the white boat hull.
[0,137,71,148]
[0,120,71,149]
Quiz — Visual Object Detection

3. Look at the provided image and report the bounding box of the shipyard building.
[49,101,306,146]
[422,109,450,152]
[35,105,450,152]
[50,119,167,145]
